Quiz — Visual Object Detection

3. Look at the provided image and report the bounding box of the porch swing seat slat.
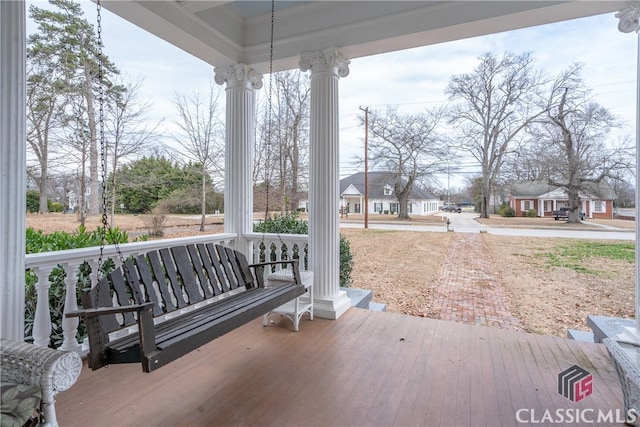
[67,244,305,373]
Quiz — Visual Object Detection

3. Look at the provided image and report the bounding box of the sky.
[26,1,638,191]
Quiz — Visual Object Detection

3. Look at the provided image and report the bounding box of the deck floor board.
[56,308,624,426]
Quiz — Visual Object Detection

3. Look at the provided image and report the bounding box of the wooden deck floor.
[56,308,625,426]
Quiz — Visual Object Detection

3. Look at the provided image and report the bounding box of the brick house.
[508,180,616,219]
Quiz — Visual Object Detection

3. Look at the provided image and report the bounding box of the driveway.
[340,211,635,240]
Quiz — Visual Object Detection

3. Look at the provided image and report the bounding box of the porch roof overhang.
[100,0,627,72]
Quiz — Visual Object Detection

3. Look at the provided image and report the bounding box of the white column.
[214,64,262,256]
[0,0,26,340]
[616,2,640,334]
[300,48,352,319]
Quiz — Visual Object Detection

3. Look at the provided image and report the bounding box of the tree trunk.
[394,176,414,220]
[78,146,87,228]
[566,186,582,223]
[38,164,48,214]
[398,193,410,219]
[479,184,490,218]
[85,67,100,216]
[290,115,301,212]
[200,170,206,232]
[110,170,117,228]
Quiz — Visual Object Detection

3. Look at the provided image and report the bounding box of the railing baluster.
[32,265,54,348]
[60,261,82,352]
[88,259,99,289]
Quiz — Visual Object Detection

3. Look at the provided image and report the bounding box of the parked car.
[442,205,462,213]
[553,207,585,220]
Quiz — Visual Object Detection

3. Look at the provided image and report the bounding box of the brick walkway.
[432,233,521,330]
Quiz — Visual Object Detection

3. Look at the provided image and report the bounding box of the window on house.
[389,203,398,214]
[408,203,413,214]
[594,201,606,213]
[521,200,533,211]
[384,185,393,196]
[374,202,383,213]
[543,200,553,212]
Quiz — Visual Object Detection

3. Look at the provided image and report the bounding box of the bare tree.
[274,70,310,212]
[364,106,448,219]
[104,77,159,226]
[28,0,119,217]
[25,59,65,213]
[446,52,548,218]
[254,70,310,213]
[172,82,225,231]
[534,64,632,223]
[501,137,554,182]
[64,96,91,227]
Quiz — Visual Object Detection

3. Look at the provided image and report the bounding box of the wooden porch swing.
[66,0,305,373]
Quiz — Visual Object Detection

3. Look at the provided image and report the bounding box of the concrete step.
[368,302,387,312]
[567,329,594,342]
[341,287,372,309]
[341,287,387,311]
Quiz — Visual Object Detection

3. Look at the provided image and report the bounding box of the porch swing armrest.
[66,302,155,319]
[249,259,302,286]
[249,259,299,270]
[66,302,157,372]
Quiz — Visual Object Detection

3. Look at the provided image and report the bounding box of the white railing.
[23,232,310,353]
[245,232,311,272]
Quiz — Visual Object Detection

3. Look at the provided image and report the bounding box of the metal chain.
[96,0,126,276]
[96,0,108,280]
[259,0,277,261]
[263,0,275,223]
[94,0,109,367]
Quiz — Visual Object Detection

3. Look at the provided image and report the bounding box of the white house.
[340,172,439,216]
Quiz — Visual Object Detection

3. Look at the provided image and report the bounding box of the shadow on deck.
[56,308,625,426]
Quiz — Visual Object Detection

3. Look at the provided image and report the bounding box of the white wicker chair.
[603,338,640,425]
[1,339,82,427]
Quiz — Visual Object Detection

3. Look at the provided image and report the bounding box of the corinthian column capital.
[214,64,263,89]
[299,47,350,78]
[615,2,640,33]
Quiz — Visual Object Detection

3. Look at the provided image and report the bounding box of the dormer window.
[384,185,393,196]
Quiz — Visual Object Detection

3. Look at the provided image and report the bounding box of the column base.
[312,290,352,320]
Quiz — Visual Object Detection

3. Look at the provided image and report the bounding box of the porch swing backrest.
[67,243,304,373]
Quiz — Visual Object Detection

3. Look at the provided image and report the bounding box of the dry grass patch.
[341,229,453,315]
[26,212,224,238]
[482,234,634,336]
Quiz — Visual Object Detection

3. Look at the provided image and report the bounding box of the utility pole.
[359,106,369,229]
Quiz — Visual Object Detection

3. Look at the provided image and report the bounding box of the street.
[340,211,636,241]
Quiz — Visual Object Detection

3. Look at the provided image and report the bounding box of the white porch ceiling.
[102,1,626,72]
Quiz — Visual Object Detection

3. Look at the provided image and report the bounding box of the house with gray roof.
[508,180,617,219]
[339,172,439,216]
